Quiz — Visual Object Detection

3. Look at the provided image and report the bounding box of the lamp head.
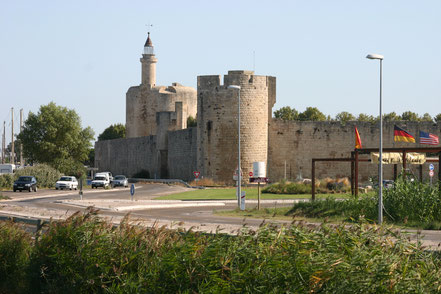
[228,85,241,90]
[366,53,384,60]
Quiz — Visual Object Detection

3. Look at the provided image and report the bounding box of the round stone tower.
[197,70,276,183]
[141,32,157,87]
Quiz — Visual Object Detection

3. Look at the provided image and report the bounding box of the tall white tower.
[141,32,157,86]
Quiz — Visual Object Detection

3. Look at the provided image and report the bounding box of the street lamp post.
[228,85,241,208]
[366,53,384,224]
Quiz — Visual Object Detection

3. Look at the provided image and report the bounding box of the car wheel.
[56,187,58,190]
[34,186,38,192]
[70,185,73,190]
[13,188,16,192]
[19,190,22,192]
[28,187,32,192]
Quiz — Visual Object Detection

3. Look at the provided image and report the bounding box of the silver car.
[112,175,128,187]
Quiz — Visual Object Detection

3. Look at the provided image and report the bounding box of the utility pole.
[11,107,14,165]
[20,108,24,166]
[1,121,5,164]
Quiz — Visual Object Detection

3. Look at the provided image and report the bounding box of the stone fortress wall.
[268,120,441,183]
[95,34,440,184]
[196,71,275,183]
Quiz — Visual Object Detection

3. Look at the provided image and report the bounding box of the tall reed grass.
[1,208,441,293]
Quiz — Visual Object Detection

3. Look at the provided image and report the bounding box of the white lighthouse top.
[143,32,154,55]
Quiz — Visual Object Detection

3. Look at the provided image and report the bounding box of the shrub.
[0,221,33,293]
[0,173,13,189]
[263,177,350,194]
[13,164,62,188]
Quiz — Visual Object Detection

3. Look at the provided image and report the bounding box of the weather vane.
[146,23,153,33]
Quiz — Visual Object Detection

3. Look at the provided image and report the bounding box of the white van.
[91,173,110,189]
[0,164,15,174]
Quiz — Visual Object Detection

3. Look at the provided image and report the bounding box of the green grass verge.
[155,187,352,200]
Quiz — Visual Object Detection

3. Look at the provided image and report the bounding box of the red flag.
[355,126,362,149]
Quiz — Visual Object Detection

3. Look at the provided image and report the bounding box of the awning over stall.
[370,152,426,164]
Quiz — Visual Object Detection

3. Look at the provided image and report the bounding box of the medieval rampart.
[95,136,158,178]
[268,120,441,182]
[168,127,198,181]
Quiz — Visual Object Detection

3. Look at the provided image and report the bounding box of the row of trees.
[274,106,441,123]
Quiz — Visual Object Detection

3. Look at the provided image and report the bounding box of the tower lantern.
[143,32,154,55]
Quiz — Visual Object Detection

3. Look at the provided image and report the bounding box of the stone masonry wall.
[268,120,441,183]
[197,71,275,183]
[94,136,158,178]
[168,127,197,181]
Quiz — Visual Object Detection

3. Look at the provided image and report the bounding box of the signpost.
[130,184,135,201]
[429,164,435,186]
[249,177,269,210]
[79,178,83,200]
[239,191,246,210]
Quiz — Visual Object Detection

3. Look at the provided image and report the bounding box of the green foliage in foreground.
[2,210,441,293]
[0,164,62,189]
[289,179,441,227]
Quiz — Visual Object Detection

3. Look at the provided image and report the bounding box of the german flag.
[355,126,362,149]
[394,125,415,143]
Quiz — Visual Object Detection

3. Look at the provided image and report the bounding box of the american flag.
[419,131,439,145]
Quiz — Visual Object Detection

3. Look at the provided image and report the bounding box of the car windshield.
[114,176,126,180]
[18,176,32,182]
[59,177,71,181]
[94,176,105,181]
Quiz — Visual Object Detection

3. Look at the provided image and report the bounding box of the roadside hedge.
[1,209,441,293]
[0,164,62,189]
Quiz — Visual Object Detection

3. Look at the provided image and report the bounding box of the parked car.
[13,176,37,192]
[112,175,128,187]
[55,176,78,190]
[102,171,113,183]
[91,175,110,189]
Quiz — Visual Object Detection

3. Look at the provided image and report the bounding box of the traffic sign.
[249,177,269,183]
[193,171,201,179]
[429,164,434,171]
[429,170,434,177]
[130,184,135,196]
[249,171,253,177]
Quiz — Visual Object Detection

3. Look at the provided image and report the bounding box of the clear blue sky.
[1,0,440,143]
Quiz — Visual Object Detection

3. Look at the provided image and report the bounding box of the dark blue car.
[13,176,38,192]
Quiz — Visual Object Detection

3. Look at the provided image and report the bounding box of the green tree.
[335,111,355,122]
[420,113,433,122]
[17,102,94,175]
[187,115,197,127]
[357,113,376,122]
[274,106,299,120]
[400,111,420,121]
[383,112,400,121]
[298,107,326,121]
[98,123,125,141]
[435,113,441,123]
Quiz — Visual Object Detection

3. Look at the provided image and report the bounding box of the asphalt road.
[1,184,441,248]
